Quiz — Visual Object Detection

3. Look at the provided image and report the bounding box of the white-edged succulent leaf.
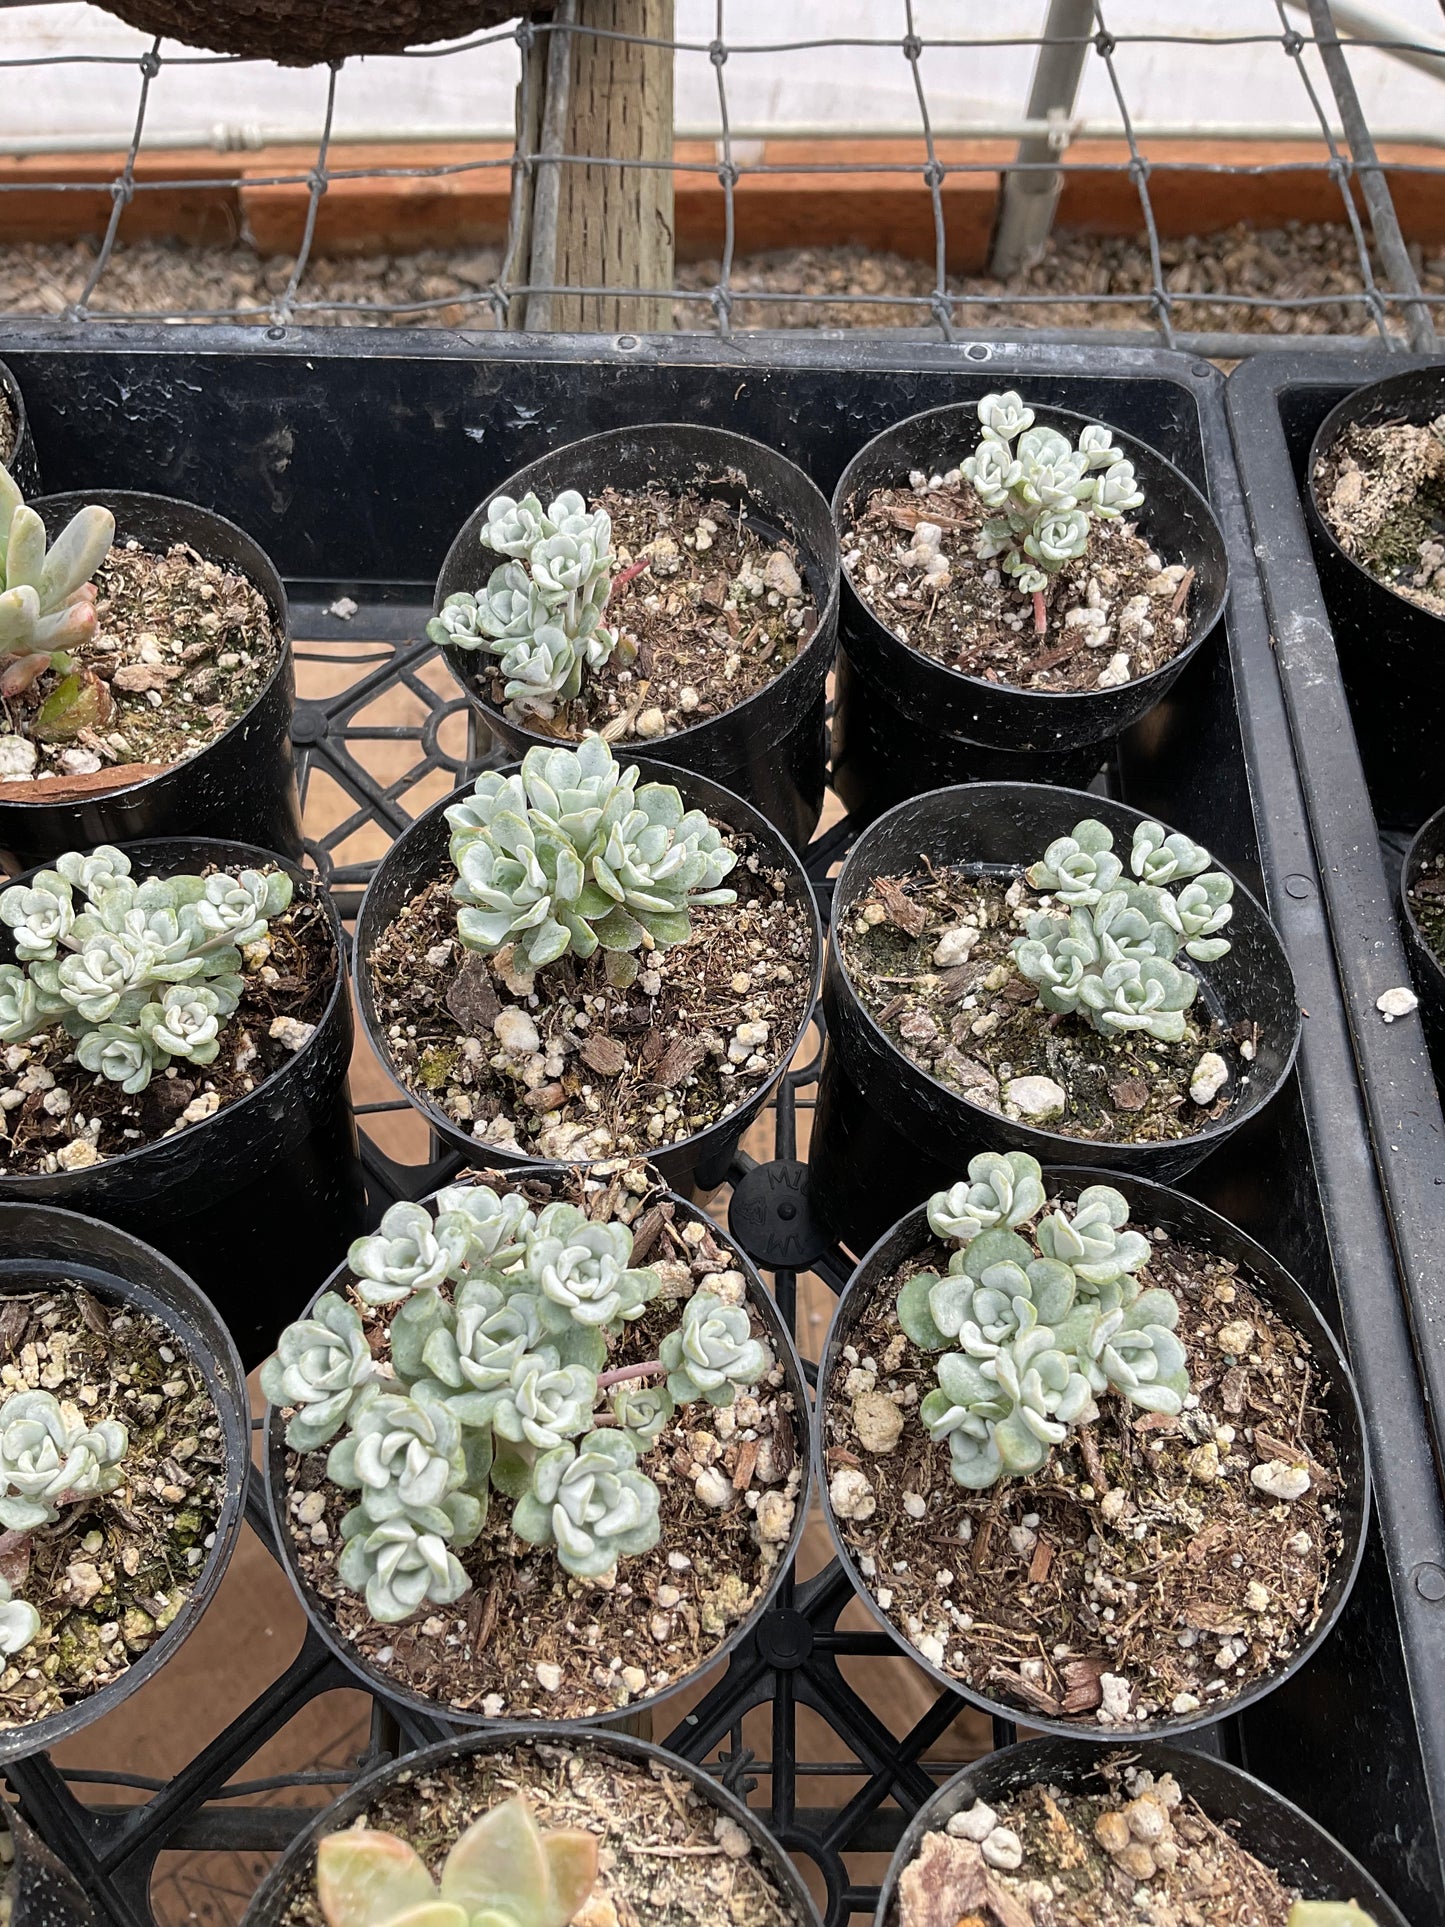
[610,1381,674,1447]
[0,1575,39,1656]
[471,1350,597,1451]
[0,1389,128,1529]
[336,1513,471,1624]
[1034,1186,1150,1289]
[511,1430,661,1578]
[260,1294,379,1452]
[1024,820,1122,905]
[325,1390,479,1541]
[524,1202,659,1331]
[660,1290,771,1407]
[925,1152,1046,1245]
[349,1202,470,1306]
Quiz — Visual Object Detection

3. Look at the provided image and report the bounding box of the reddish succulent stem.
[1031,588,1048,635]
[596,1360,665,1391]
[612,560,651,594]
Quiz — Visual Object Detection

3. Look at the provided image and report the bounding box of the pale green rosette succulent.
[348,1201,472,1307]
[326,1390,482,1544]
[661,1291,772,1408]
[0,1575,40,1657]
[336,1514,470,1625]
[0,1389,128,1530]
[260,1292,378,1451]
[511,1430,661,1579]
[523,1202,659,1332]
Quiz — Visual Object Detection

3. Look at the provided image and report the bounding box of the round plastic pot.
[354,757,823,1198]
[808,781,1300,1256]
[1401,801,1445,1075]
[818,1169,1368,1744]
[0,1199,249,1766]
[0,837,366,1368]
[0,358,41,497]
[872,1735,1406,1927]
[435,424,840,852]
[263,1169,813,1736]
[1306,366,1445,830]
[241,1723,821,1927]
[96,0,531,64]
[0,490,301,873]
[829,402,1229,825]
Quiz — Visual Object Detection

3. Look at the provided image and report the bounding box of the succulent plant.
[0,464,115,714]
[336,1513,471,1625]
[316,1796,599,1927]
[419,1279,546,1399]
[445,735,736,979]
[661,1290,773,1408]
[472,1352,597,1453]
[960,394,1144,627]
[347,1202,469,1308]
[1286,1907,1378,1926]
[512,1430,662,1578]
[609,1381,675,1447]
[895,1166,1190,1491]
[327,1391,483,1544]
[0,1575,40,1657]
[427,487,630,723]
[925,1151,1046,1245]
[1010,817,1234,1042]
[0,1389,128,1530]
[524,1203,659,1331]
[433,1185,537,1270]
[259,1294,379,1452]
[0,847,290,1094]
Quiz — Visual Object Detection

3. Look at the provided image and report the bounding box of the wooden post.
[532,0,675,334]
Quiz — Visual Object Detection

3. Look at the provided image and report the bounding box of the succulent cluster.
[896,1152,1187,1490]
[262,1185,773,1623]
[0,463,116,730]
[428,489,631,722]
[961,393,1145,628]
[1010,817,1234,1044]
[0,1387,131,1655]
[0,845,291,1094]
[445,734,737,987]
[318,1796,599,1927]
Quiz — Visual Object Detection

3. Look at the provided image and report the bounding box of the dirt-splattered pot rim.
[826,781,1302,1169]
[352,756,825,1189]
[831,399,1229,707]
[0,1199,249,1766]
[0,835,345,1185]
[435,423,841,750]
[263,1164,814,1733]
[1401,802,1445,1004]
[240,1720,822,1927]
[871,1734,1407,1927]
[814,1166,1369,1745]
[1,489,291,814]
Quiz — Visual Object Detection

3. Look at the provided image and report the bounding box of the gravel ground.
[0,221,1440,336]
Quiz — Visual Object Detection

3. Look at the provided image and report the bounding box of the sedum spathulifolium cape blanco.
[0,462,116,728]
[1010,816,1234,1045]
[262,1184,774,1624]
[427,488,633,723]
[0,845,292,1095]
[960,392,1145,630]
[444,733,737,988]
[893,1152,1188,1491]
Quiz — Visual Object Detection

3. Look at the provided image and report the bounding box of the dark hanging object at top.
[95,0,537,65]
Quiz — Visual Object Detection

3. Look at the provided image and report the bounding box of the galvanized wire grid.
[0,0,1441,352]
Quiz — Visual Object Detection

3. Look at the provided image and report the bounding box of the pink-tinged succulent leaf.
[32,669,112,741]
[0,584,40,650]
[316,1830,439,1927]
[32,600,98,652]
[38,505,114,609]
[0,467,22,551]
[539,1833,600,1927]
[440,1799,553,1926]
[0,652,51,699]
[6,508,46,596]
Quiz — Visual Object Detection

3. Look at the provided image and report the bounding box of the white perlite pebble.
[268,1017,315,1052]
[1251,1459,1311,1502]
[763,550,803,599]
[902,1492,928,1520]
[1098,1672,1133,1723]
[1004,1074,1067,1121]
[0,737,37,778]
[693,1465,735,1510]
[535,1661,563,1692]
[755,1490,795,1543]
[493,1007,540,1054]
[714,1816,751,1860]
[1189,1051,1230,1105]
[1096,651,1132,689]
[829,1466,876,1521]
[56,1139,100,1170]
[634,706,667,739]
[914,1632,945,1668]
[932,924,980,968]
[946,1802,998,1843]
[981,1827,1024,1871]
[482,1693,506,1718]
[1377,985,1420,1021]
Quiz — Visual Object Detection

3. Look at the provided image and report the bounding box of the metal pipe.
[989,0,1096,276]
[1281,0,1445,83]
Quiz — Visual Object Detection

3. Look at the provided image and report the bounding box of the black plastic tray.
[0,327,1442,1926]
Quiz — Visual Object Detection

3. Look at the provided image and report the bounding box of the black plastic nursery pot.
[829,401,1230,826]
[354,754,824,1198]
[808,780,1300,1257]
[0,491,301,874]
[873,1735,1408,1927]
[1303,365,1445,832]
[0,1200,249,1766]
[241,1723,822,1927]
[816,1167,1368,1744]
[1401,803,1445,1075]
[434,423,841,852]
[263,1168,814,1735]
[0,357,41,497]
[0,836,366,1368]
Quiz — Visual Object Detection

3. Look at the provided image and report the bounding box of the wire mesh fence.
[0,0,1441,351]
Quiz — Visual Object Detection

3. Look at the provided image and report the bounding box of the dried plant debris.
[1408,850,1445,969]
[0,874,332,1176]
[1316,413,1445,619]
[369,835,811,1162]
[825,1222,1342,1728]
[282,1169,803,1720]
[474,484,817,743]
[0,396,14,469]
[839,869,1243,1146]
[896,1759,1322,1926]
[0,539,281,794]
[843,473,1191,694]
[0,1283,225,1729]
[281,1742,806,1927]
